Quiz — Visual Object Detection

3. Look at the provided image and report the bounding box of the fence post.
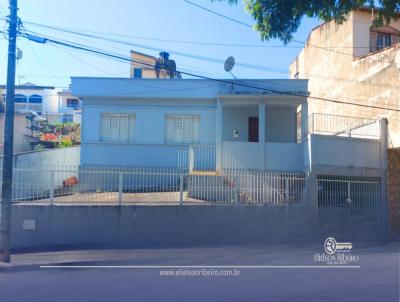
[49,170,55,205]
[179,173,184,206]
[188,145,194,173]
[285,178,289,204]
[233,187,239,204]
[118,172,123,205]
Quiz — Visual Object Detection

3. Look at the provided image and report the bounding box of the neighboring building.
[130,51,181,79]
[57,89,82,124]
[0,82,58,115]
[0,82,59,153]
[0,83,81,153]
[289,8,400,147]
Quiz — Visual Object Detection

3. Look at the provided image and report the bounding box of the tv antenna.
[224,56,236,79]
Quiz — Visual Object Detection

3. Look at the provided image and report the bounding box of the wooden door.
[248,117,259,142]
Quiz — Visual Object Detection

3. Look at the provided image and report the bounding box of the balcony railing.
[308,113,380,139]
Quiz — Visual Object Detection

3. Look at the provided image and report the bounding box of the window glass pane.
[165,115,174,143]
[119,116,129,142]
[101,115,111,139]
[192,116,200,142]
[29,95,43,104]
[15,94,27,103]
[109,116,119,140]
[128,115,135,141]
[173,117,183,143]
[183,117,193,143]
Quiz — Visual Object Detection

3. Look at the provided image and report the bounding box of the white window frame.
[165,114,200,144]
[100,113,135,142]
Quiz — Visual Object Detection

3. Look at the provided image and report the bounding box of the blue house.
[68,77,388,230]
[72,77,312,172]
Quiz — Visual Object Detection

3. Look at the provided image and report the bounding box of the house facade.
[72,78,309,171]
[289,8,400,147]
[0,82,59,153]
[72,77,386,176]
[57,89,82,124]
[71,77,389,236]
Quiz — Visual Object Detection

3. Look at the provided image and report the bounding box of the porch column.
[258,102,266,170]
[216,99,223,170]
[301,102,308,140]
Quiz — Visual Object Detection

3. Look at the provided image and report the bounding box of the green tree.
[220,0,400,43]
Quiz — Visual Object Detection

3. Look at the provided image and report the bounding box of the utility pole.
[0,0,18,263]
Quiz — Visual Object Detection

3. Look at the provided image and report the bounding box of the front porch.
[184,95,308,172]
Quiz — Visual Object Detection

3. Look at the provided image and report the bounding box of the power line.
[17,19,400,94]
[20,32,400,113]
[20,24,289,75]
[183,0,253,28]
[182,0,355,57]
[22,18,377,49]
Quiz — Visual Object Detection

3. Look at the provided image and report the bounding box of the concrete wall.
[289,10,400,147]
[4,146,81,168]
[81,143,188,168]
[222,106,258,142]
[10,203,384,250]
[0,114,30,154]
[222,106,297,143]
[265,143,303,171]
[0,147,81,199]
[266,106,297,143]
[82,100,216,144]
[222,141,303,171]
[222,141,259,170]
[10,204,308,249]
[309,135,382,169]
[387,148,400,239]
[81,99,216,167]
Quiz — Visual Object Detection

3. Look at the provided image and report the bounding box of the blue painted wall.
[81,98,216,167]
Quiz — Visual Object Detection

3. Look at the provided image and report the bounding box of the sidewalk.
[1,242,399,272]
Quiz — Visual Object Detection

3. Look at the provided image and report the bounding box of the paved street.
[0,243,399,302]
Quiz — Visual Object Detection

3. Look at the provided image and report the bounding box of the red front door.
[248,117,259,142]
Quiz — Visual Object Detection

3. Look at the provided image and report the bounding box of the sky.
[0,0,321,88]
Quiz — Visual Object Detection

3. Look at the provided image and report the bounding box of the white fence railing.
[309,113,380,139]
[5,165,306,205]
[178,144,216,171]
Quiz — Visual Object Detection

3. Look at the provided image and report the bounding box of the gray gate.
[317,175,381,225]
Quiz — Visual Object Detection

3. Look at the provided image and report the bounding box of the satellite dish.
[224,56,235,72]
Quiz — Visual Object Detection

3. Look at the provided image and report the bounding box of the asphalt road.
[0,243,399,302]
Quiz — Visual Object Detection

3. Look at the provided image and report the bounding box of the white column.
[216,99,223,170]
[258,102,266,171]
[301,102,308,140]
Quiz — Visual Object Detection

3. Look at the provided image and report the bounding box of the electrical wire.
[19,24,289,75]
[182,0,356,57]
[19,31,400,113]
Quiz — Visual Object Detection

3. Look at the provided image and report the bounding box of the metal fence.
[317,175,380,219]
[309,113,380,139]
[178,144,216,171]
[5,165,306,206]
